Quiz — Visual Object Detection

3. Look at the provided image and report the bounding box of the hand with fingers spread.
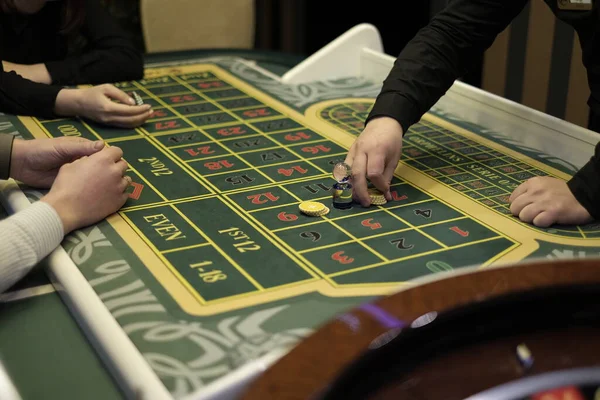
[41,146,130,234]
[10,136,106,188]
[509,176,592,228]
[344,116,404,206]
[55,84,152,128]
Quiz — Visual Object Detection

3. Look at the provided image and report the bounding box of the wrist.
[31,63,52,84]
[367,116,404,135]
[54,88,84,117]
[2,61,14,72]
[40,191,77,234]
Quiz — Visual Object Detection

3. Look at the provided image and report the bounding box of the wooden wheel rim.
[241,258,600,399]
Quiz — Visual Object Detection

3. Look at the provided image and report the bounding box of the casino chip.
[299,201,330,216]
[132,91,144,106]
[516,343,534,370]
[368,188,387,205]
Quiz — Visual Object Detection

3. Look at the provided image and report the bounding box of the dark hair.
[60,0,85,34]
[0,0,85,34]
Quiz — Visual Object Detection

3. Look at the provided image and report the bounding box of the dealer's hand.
[344,116,404,206]
[509,176,592,227]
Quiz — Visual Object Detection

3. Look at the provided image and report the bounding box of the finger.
[120,175,133,192]
[120,191,130,207]
[102,111,152,128]
[102,84,137,105]
[518,203,543,224]
[70,155,88,165]
[58,138,105,160]
[101,85,152,115]
[509,192,534,216]
[351,151,370,207]
[532,211,556,228]
[344,143,357,166]
[366,153,388,196]
[509,182,529,203]
[116,159,129,174]
[98,145,124,161]
[56,136,90,144]
[104,102,152,117]
[120,191,130,204]
[381,159,399,201]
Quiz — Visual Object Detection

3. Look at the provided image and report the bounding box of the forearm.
[2,61,52,84]
[567,143,600,220]
[0,68,62,118]
[0,201,64,293]
[54,89,83,117]
[368,0,528,132]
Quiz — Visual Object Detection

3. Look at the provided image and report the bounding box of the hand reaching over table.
[344,116,404,207]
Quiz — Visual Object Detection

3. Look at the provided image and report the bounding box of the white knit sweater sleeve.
[0,201,64,293]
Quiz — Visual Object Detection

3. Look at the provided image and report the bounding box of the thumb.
[58,139,106,160]
[102,84,135,105]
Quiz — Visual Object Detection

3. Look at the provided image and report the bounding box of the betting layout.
[319,101,600,239]
[20,63,600,316]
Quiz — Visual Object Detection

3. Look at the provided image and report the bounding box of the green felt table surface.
[2,48,599,400]
[0,49,304,400]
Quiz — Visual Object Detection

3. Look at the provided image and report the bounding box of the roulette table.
[0,24,599,399]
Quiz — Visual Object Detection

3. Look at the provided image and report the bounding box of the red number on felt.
[197,81,224,89]
[155,121,180,130]
[277,212,298,222]
[361,218,382,230]
[127,182,144,200]
[170,95,196,103]
[301,144,331,154]
[243,108,270,118]
[390,191,408,201]
[331,251,354,265]
[204,160,234,170]
[217,126,246,136]
[449,226,469,237]
[184,146,214,156]
[284,131,311,142]
[246,192,280,205]
[151,110,168,118]
[277,165,308,176]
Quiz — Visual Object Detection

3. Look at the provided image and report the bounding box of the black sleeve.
[0,133,14,180]
[45,0,144,85]
[567,143,600,220]
[0,64,62,118]
[367,0,529,132]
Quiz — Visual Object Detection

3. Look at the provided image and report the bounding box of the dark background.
[102,0,483,87]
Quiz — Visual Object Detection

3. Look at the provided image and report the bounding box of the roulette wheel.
[241,259,600,400]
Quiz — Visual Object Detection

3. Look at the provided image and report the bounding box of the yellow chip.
[303,207,330,217]
[367,188,384,197]
[371,197,387,206]
[299,201,327,215]
[367,188,386,205]
[316,206,330,216]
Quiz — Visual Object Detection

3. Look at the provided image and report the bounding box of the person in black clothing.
[345,0,600,228]
[0,0,151,128]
